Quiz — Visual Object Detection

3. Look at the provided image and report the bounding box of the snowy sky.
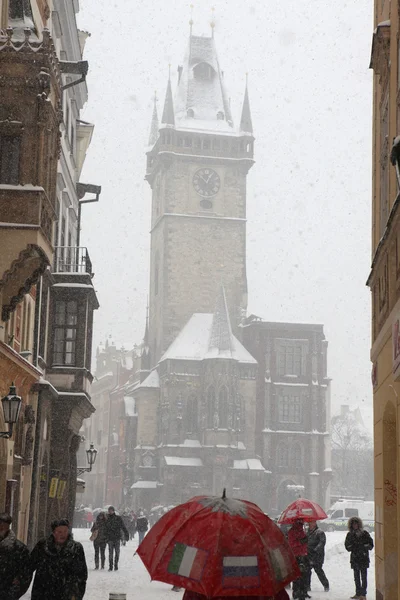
[77,0,373,429]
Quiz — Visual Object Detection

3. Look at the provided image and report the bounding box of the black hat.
[51,518,70,531]
[0,513,12,525]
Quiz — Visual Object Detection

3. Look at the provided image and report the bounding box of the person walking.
[90,512,107,570]
[287,519,309,600]
[103,506,129,571]
[136,510,149,544]
[0,512,32,599]
[306,520,329,592]
[345,516,374,600]
[30,518,87,600]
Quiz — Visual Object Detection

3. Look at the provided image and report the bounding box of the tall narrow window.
[53,300,78,365]
[207,386,215,428]
[291,443,303,469]
[187,395,198,433]
[0,136,21,184]
[218,386,228,428]
[155,253,159,296]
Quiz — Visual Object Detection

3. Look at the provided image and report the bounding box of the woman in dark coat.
[30,519,88,600]
[345,516,374,600]
[91,512,107,569]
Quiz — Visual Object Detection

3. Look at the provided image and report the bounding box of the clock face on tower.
[193,168,221,197]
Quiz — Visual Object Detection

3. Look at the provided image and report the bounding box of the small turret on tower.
[148,92,159,146]
[161,71,175,126]
[240,77,253,135]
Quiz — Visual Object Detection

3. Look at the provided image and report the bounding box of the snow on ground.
[22,529,375,600]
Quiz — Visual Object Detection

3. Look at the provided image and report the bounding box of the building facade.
[0,0,100,545]
[368,2,400,598]
[127,30,331,514]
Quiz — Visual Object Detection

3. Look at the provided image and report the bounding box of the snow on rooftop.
[137,369,160,389]
[159,313,256,364]
[131,480,158,489]
[233,458,265,471]
[164,456,203,467]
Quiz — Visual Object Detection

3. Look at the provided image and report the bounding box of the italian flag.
[268,547,289,581]
[168,543,208,581]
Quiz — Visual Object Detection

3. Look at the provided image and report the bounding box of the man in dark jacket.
[345,516,374,600]
[306,520,329,592]
[30,518,87,600]
[104,506,129,571]
[0,513,32,599]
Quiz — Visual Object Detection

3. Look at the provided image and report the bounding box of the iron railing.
[53,247,93,276]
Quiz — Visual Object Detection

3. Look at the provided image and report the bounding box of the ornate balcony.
[53,247,93,277]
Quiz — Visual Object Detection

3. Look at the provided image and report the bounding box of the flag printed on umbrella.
[168,543,208,581]
[269,547,289,581]
[222,556,260,588]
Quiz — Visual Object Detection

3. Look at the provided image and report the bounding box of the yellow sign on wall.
[49,477,59,498]
[56,480,67,500]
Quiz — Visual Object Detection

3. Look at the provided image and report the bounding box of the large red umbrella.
[278,498,328,524]
[136,491,300,597]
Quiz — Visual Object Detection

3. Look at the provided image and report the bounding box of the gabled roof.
[159,313,256,364]
[135,369,160,390]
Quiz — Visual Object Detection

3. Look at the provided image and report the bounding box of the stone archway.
[382,401,398,600]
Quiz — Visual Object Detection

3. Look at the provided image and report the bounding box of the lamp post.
[0,384,22,439]
[77,442,98,476]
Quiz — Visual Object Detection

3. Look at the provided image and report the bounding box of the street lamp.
[0,384,22,439]
[77,442,98,476]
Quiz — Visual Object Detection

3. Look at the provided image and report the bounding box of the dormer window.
[217,111,224,120]
[193,62,214,81]
[187,108,195,118]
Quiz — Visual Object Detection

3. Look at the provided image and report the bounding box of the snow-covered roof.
[164,456,203,467]
[123,396,136,417]
[159,313,256,364]
[131,480,158,489]
[233,458,265,471]
[173,35,234,132]
[137,369,160,389]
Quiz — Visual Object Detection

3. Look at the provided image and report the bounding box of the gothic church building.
[131,31,331,513]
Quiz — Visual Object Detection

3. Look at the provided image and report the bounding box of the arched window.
[207,386,215,428]
[187,108,195,118]
[193,62,214,80]
[217,111,224,120]
[218,386,228,428]
[277,444,289,468]
[291,443,303,469]
[187,395,198,433]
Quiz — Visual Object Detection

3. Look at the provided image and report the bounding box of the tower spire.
[210,6,215,38]
[240,75,253,134]
[161,67,175,126]
[189,4,194,37]
[148,91,159,146]
[208,287,233,355]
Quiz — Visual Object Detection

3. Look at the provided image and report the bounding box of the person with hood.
[0,512,32,599]
[30,518,88,600]
[287,520,309,600]
[306,520,329,592]
[136,510,149,544]
[345,516,374,600]
[103,506,129,571]
[90,512,107,570]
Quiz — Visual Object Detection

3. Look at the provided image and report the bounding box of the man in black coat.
[30,518,88,600]
[0,513,32,599]
[103,506,129,571]
[345,516,374,600]
[305,520,329,592]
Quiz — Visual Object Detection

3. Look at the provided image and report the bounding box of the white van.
[321,499,374,532]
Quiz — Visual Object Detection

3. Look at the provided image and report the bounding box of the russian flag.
[222,556,260,588]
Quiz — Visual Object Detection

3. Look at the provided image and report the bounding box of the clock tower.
[145,32,255,365]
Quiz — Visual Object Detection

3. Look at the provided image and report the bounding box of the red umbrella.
[136,491,300,597]
[278,498,328,524]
